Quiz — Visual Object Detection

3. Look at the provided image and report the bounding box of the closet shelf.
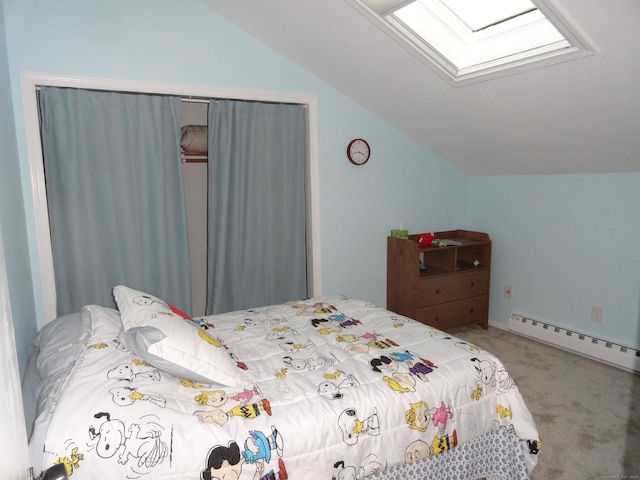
[181,151,208,163]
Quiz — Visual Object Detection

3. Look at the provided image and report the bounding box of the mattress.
[26,288,539,479]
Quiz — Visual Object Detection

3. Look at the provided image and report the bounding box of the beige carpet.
[448,323,640,480]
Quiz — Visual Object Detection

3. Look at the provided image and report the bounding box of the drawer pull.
[470,281,475,287]
[435,288,440,295]
[434,316,440,323]
[469,307,475,314]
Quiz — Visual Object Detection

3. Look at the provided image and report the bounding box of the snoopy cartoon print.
[291,301,336,316]
[265,327,299,341]
[337,407,380,446]
[282,352,337,371]
[88,412,169,469]
[279,338,315,352]
[107,360,161,382]
[132,294,161,307]
[471,357,515,393]
[317,373,360,400]
[332,453,385,479]
[109,386,167,408]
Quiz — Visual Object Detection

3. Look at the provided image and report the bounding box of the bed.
[25,285,540,479]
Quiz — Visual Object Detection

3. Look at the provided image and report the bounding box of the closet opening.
[21,72,321,325]
[181,99,209,316]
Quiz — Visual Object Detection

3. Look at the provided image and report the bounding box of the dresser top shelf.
[408,229,491,250]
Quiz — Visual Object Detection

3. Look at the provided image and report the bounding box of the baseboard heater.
[508,313,640,374]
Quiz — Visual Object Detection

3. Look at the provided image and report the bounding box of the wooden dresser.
[387,230,491,330]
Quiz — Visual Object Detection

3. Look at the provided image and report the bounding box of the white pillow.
[32,310,91,381]
[114,285,246,386]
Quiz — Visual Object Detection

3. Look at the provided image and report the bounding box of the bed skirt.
[369,428,530,480]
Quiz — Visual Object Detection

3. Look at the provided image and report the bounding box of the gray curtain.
[39,87,192,315]
[206,99,307,314]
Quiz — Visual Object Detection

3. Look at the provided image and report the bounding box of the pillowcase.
[32,310,92,381]
[114,285,246,386]
[25,310,92,438]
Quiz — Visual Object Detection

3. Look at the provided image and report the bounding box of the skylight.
[353,0,594,85]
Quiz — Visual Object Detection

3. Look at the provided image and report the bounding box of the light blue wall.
[468,173,640,348]
[8,0,636,377]
[2,0,467,371]
[0,1,37,378]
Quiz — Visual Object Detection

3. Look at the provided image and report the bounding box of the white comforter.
[30,296,539,479]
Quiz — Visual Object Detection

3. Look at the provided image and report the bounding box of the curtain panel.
[39,87,192,315]
[206,99,307,314]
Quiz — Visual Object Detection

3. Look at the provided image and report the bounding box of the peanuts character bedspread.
[29,286,540,479]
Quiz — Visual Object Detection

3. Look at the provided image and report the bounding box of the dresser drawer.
[415,296,488,330]
[416,269,488,307]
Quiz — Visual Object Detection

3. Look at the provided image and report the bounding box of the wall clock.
[347,138,371,166]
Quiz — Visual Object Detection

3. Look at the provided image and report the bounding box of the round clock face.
[347,138,370,165]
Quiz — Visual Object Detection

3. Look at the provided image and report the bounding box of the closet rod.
[181,97,209,104]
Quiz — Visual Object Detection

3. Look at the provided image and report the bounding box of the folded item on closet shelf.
[180,124,208,152]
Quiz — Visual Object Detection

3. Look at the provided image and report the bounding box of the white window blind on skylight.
[440,0,535,32]
[355,0,593,84]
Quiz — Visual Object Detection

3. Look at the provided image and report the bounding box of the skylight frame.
[347,0,595,86]
[389,1,571,75]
